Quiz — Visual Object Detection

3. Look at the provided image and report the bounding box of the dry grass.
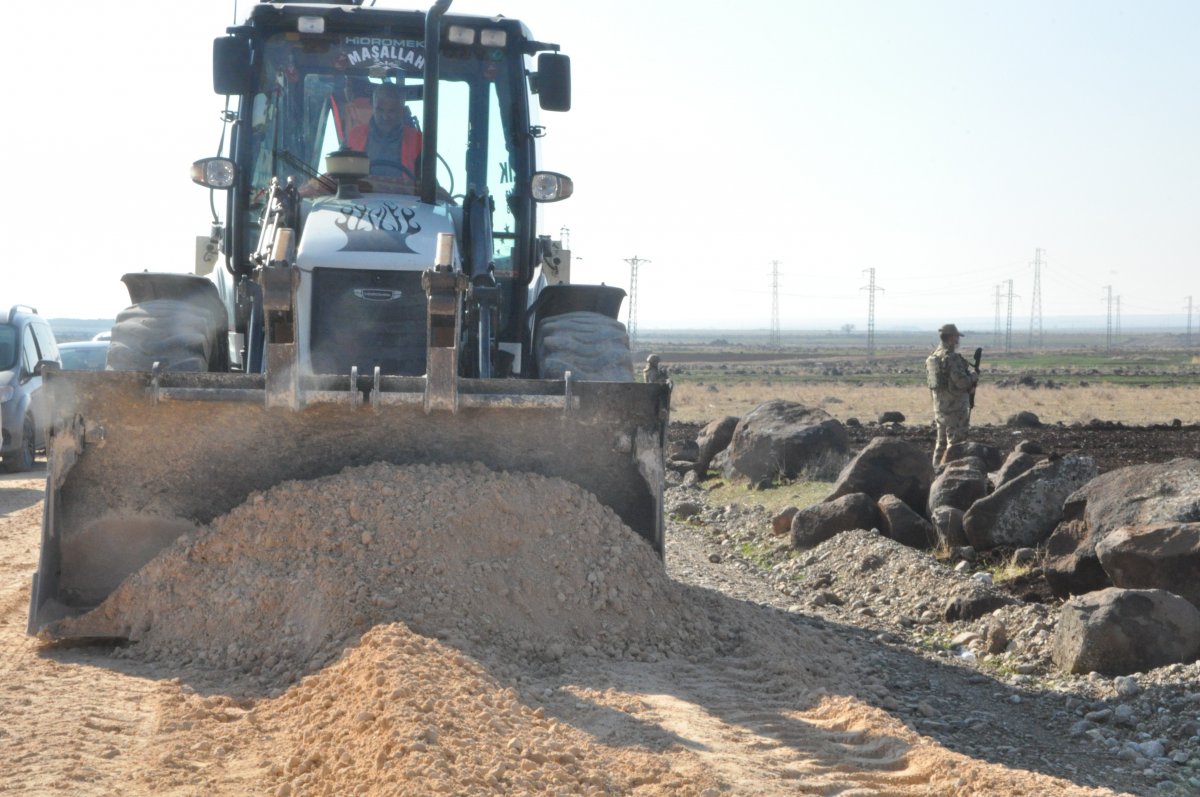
[671,382,1200,427]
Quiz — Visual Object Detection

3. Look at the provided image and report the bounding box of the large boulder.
[993,450,1042,488]
[1044,459,1200,598]
[962,455,1098,550]
[1096,523,1200,608]
[790,492,879,549]
[1051,588,1200,675]
[826,437,933,516]
[877,495,935,549]
[927,457,990,515]
[723,401,848,486]
[695,416,739,474]
[943,441,1004,472]
[930,506,968,549]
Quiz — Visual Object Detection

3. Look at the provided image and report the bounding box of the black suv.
[0,305,61,472]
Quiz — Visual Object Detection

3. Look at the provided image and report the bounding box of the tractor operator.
[925,323,978,466]
[346,82,422,182]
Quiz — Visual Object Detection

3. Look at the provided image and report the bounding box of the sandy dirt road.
[1,464,1127,796]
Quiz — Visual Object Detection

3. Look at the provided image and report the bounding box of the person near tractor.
[346,82,422,183]
[925,323,978,466]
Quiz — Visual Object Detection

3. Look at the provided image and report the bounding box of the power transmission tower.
[1115,295,1121,340]
[769,260,781,348]
[1103,285,1113,352]
[624,256,649,351]
[1005,279,1018,353]
[1186,296,1194,348]
[860,268,885,358]
[993,284,1003,348]
[1028,248,1044,348]
[559,225,570,249]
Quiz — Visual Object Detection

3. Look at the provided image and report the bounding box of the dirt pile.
[58,462,720,683]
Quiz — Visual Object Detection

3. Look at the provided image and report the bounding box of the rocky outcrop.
[1044,459,1200,598]
[877,494,935,549]
[927,458,990,515]
[930,506,968,549]
[1095,523,1200,608]
[1007,411,1042,428]
[826,437,933,516]
[993,450,1042,487]
[695,416,739,474]
[1051,588,1200,675]
[723,401,848,486]
[943,441,1004,472]
[963,455,1098,549]
[791,492,879,550]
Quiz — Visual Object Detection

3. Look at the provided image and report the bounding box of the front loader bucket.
[28,369,670,638]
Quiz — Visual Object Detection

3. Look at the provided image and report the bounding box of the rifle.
[969,347,982,409]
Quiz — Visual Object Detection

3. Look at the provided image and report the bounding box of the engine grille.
[310,268,428,376]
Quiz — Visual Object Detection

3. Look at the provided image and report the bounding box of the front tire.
[106,299,218,372]
[2,414,36,473]
[534,311,634,382]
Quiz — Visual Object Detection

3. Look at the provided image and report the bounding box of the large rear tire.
[106,299,218,372]
[534,311,634,382]
[2,414,36,473]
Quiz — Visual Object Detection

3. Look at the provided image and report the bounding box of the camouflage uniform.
[926,334,978,466]
[642,354,668,384]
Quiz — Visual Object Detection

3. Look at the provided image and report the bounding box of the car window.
[31,322,59,363]
[21,327,39,375]
[0,325,17,370]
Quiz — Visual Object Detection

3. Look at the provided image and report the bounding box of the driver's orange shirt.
[346,124,422,175]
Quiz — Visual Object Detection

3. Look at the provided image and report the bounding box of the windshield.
[240,32,526,272]
[0,325,17,371]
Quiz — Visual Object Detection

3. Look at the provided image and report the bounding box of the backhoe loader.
[28,0,669,637]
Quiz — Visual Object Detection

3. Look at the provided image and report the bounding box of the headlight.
[191,157,237,189]
[0,385,13,403]
[530,171,573,203]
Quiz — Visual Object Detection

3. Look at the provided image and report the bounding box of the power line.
[1115,295,1121,340]
[860,268,885,359]
[1103,285,1113,352]
[624,256,649,351]
[1005,279,1018,354]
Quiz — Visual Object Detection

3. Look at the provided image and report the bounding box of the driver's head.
[371,83,407,133]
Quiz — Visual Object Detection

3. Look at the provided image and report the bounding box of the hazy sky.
[7,1,1197,331]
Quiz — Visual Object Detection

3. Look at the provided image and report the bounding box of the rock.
[928,457,990,515]
[984,619,1008,654]
[943,441,1005,472]
[962,455,1098,550]
[1095,523,1200,608]
[790,492,879,550]
[944,591,1013,622]
[1014,439,1045,455]
[723,401,848,485]
[993,451,1042,487]
[1044,459,1200,599]
[669,439,700,462]
[826,437,933,516]
[1051,588,1200,675]
[771,507,800,537]
[876,495,935,549]
[695,416,739,474]
[878,411,905,424]
[1007,411,1042,428]
[930,506,968,549]
[671,501,703,520]
[1012,547,1038,566]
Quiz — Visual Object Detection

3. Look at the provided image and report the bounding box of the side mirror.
[28,359,59,380]
[214,36,254,96]
[536,53,571,112]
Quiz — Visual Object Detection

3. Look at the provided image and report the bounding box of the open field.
[639,330,1200,426]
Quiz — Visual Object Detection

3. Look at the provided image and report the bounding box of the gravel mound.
[63,462,719,682]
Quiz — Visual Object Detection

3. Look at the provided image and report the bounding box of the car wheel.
[534,311,634,382]
[2,414,36,473]
[106,299,217,372]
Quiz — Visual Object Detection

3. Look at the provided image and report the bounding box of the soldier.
[642,354,668,384]
[925,323,978,466]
